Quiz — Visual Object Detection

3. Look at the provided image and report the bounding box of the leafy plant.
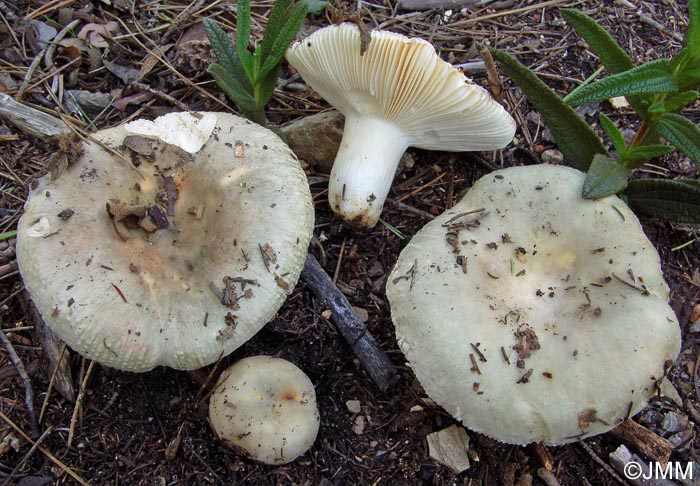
[489,0,700,223]
[204,0,324,126]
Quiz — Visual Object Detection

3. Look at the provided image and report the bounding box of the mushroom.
[16,112,314,372]
[286,23,516,228]
[386,164,680,445]
[209,355,320,465]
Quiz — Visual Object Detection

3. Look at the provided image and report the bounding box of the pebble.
[427,425,471,474]
[541,149,564,165]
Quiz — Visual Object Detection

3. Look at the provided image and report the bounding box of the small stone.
[352,306,369,323]
[690,304,700,324]
[609,96,630,109]
[321,309,332,320]
[280,111,344,173]
[427,425,471,474]
[540,149,563,165]
[661,411,688,435]
[346,399,361,414]
[352,415,365,435]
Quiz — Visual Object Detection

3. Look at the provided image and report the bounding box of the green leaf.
[560,9,634,74]
[203,19,253,93]
[664,90,698,113]
[260,0,294,61]
[599,113,627,156]
[489,47,607,170]
[257,1,308,81]
[656,113,700,161]
[236,0,254,80]
[624,144,674,169]
[684,0,699,53]
[300,0,327,14]
[567,60,679,106]
[624,178,700,223]
[582,154,631,199]
[671,48,700,90]
[207,63,259,118]
[255,63,282,108]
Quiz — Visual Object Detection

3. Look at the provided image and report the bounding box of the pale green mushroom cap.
[209,356,320,465]
[16,112,314,372]
[387,164,680,445]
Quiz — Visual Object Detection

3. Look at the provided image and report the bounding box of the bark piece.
[0,93,69,141]
[608,418,673,465]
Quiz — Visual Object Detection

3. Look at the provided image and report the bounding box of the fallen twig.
[2,425,53,486]
[302,253,397,391]
[0,328,39,438]
[0,410,87,485]
[68,359,95,448]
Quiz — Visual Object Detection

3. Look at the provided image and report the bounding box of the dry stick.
[0,329,39,438]
[0,410,88,485]
[302,253,397,391]
[39,344,68,424]
[67,360,96,448]
[385,197,435,220]
[2,425,54,486]
[578,440,629,486]
[0,260,17,278]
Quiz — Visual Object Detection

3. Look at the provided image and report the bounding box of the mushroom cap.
[286,23,516,151]
[209,356,320,465]
[386,164,680,445]
[16,112,314,372]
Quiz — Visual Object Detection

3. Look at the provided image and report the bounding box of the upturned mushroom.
[286,23,516,228]
[386,164,680,445]
[209,355,320,465]
[16,112,314,372]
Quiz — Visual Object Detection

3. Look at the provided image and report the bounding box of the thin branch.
[0,329,39,438]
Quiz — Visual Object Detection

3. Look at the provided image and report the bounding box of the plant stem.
[0,230,17,241]
[563,66,605,103]
[629,121,650,151]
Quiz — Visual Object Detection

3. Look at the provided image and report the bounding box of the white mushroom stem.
[328,116,408,228]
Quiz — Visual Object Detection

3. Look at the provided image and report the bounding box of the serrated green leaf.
[560,9,634,74]
[624,178,700,223]
[582,154,630,199]
[567,60,679,106]
[236,0,254,80]
[664,90,699,113]
[207,63,259,118]
[257,2,308,81]
[599,113,627,156]
[624,144,674,169]
[256,64,282,107]
[490,47,607,170]
[203,19,253,93]
[260,0,294,61]
[656,113,700,161]
[300,0,327,13]
[684,0,699,52]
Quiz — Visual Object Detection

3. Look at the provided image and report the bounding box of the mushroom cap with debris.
[209,355,320,465]
[16,112,314,372]
[386,164,680,445]
[286,23,515,228]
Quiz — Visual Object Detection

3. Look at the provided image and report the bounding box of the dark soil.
[0,1,699,485]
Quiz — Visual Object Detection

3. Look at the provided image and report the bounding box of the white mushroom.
[209,356,320,465]
[386,164,680,445]
[16,112,314,372]
[286,23,516,228]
